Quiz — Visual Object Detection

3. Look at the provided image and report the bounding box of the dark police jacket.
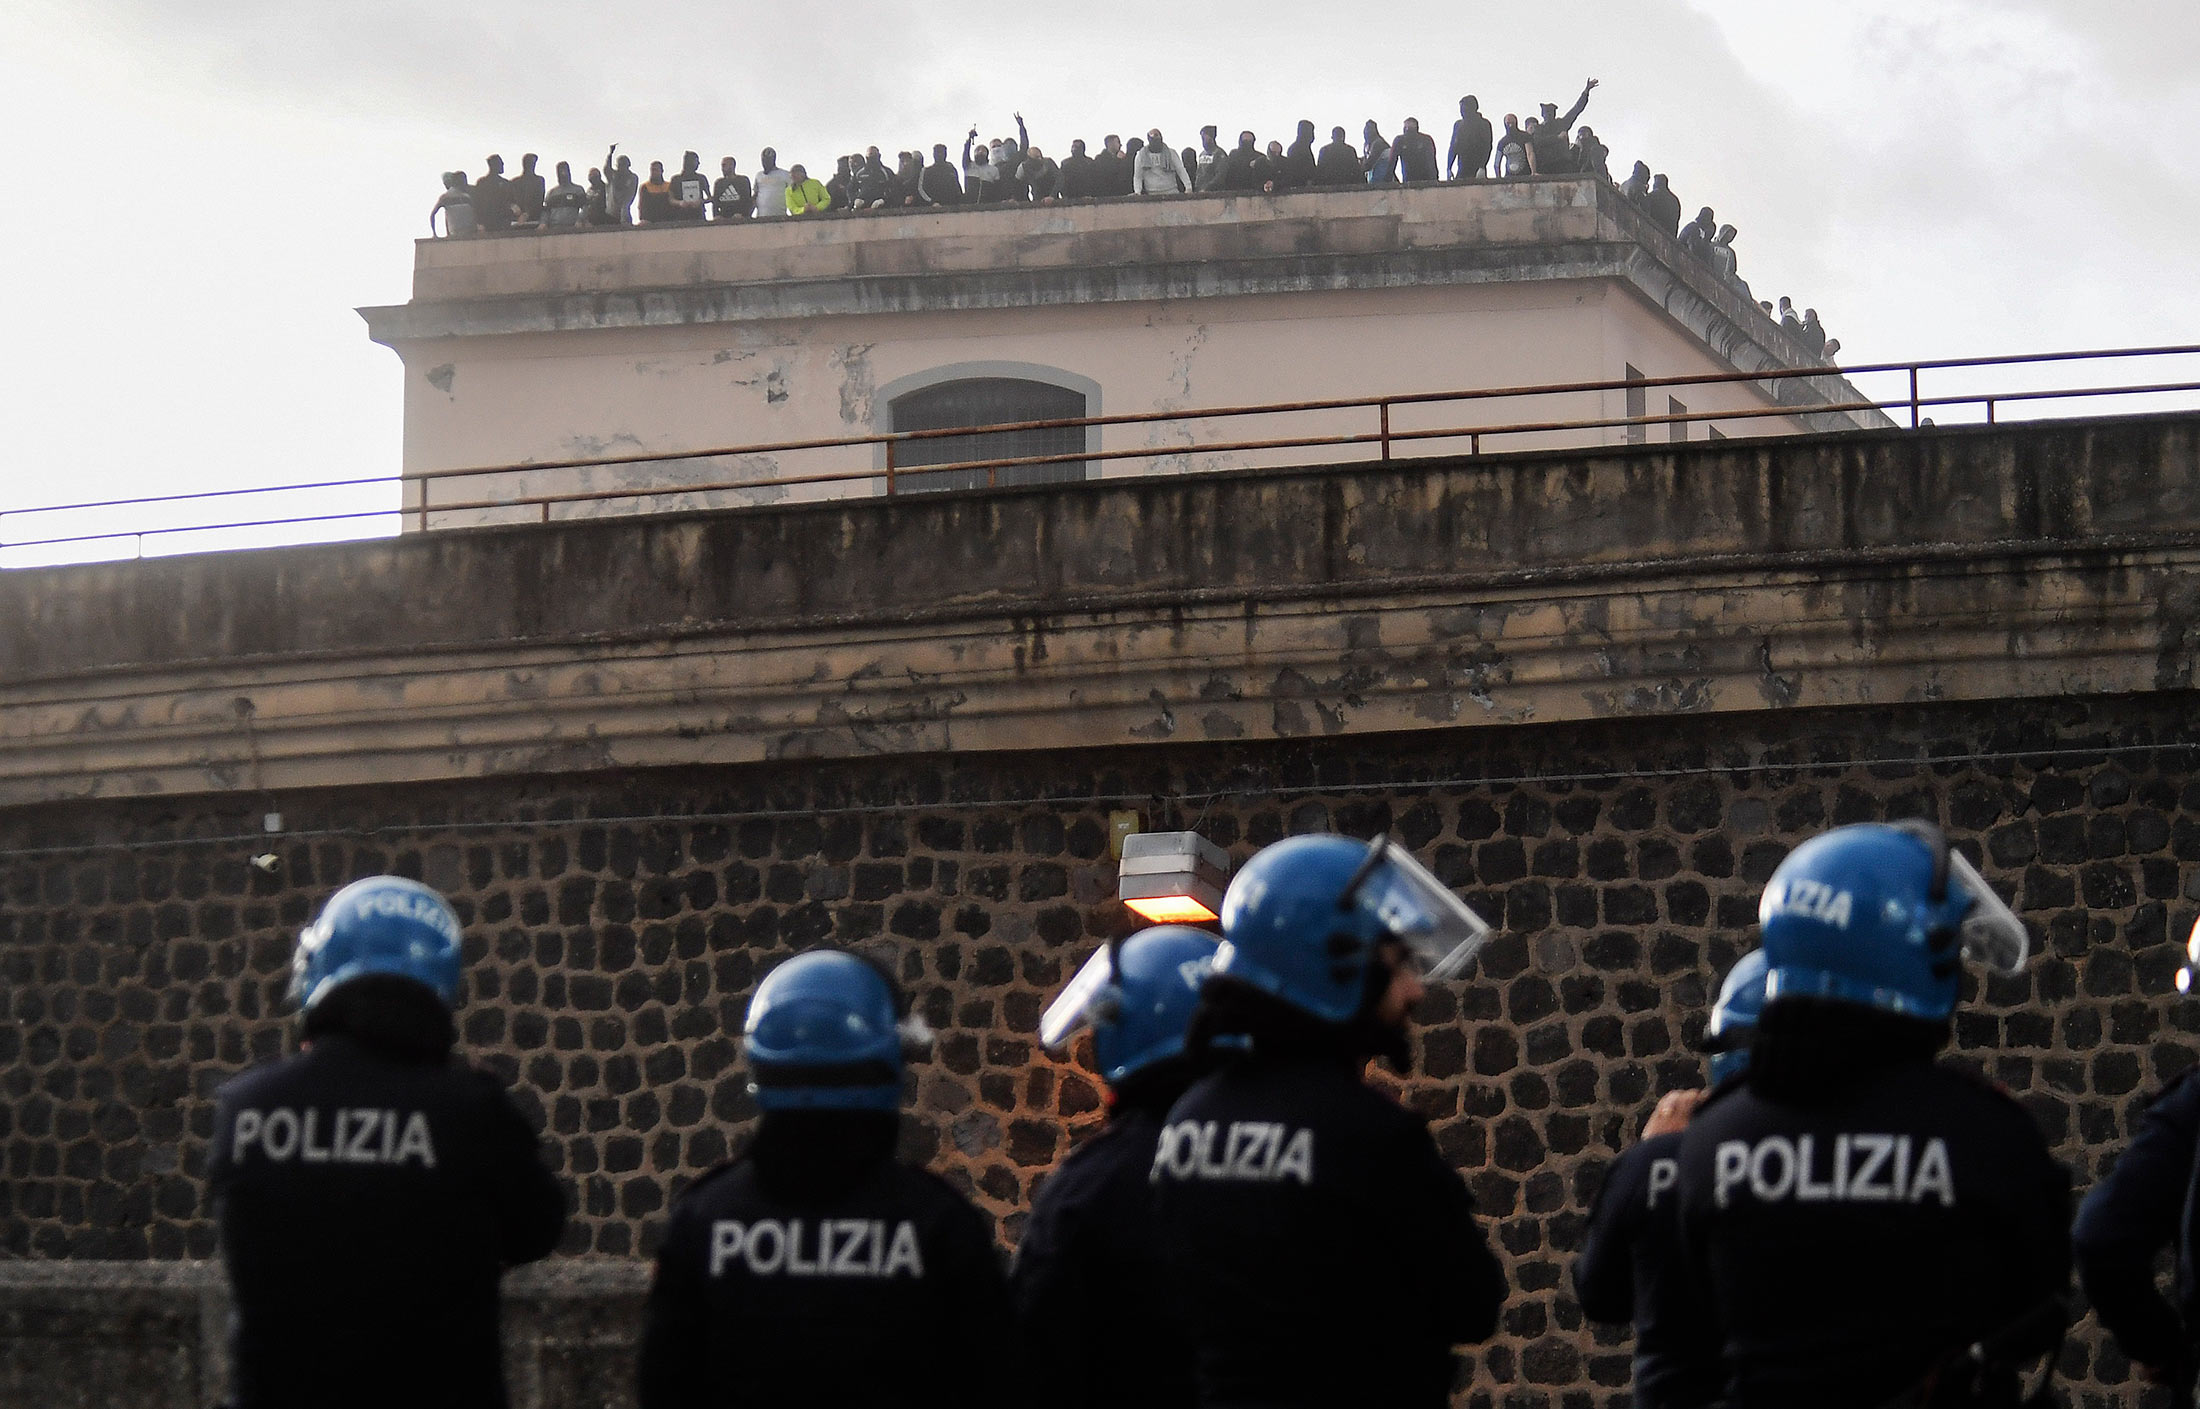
[1572,1129,1722,1409]
[1014,1101,1194,1409]
[2073,1069,2200,1372]
[1149,1054,1506,1408]
[208,1033,565,1409]
[1674,1059,2070,1408]
[638,1142,1014,1409]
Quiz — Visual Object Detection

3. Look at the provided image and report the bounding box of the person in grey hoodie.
[1132,128,1192,194]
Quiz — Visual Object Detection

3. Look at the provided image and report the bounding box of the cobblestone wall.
[5,693,2197,1406]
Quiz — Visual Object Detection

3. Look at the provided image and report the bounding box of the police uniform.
[1150,1053,1507,1408]
[209,1032,565,1409]
[1572,1129,1722,1409]
[1014,1102,1194,1409]
[1673,1061,2070,1408]
[637,1139,1014,1409]
[2072,1068,2200,1377]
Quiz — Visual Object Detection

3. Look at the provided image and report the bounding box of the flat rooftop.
[365,177,1819,381]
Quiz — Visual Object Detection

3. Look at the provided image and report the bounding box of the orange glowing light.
[1124,893,1222,924]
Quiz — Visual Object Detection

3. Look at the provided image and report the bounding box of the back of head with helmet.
[1758,820,2030,1024]
[1214,833,1492,1025]
[744,949,928,1112]
[1700,948,1769,1086]
[1040,925,1220,1087]
[292,876,466,1014]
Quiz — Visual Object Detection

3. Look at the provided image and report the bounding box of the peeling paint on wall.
[425,364,456,394]
[832,344,877,426]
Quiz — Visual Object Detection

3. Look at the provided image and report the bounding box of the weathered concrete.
[0,1259,647,1409]
[0,414,2194,807]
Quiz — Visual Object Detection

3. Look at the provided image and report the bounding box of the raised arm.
[1559,78,1597,131]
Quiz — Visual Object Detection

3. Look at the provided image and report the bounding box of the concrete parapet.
[0,414,2193,807]
[0,1259,648,1409]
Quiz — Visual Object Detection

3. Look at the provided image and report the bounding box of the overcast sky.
[3,0,2196,561]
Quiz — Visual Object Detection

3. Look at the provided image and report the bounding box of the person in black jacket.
[1092,134,1131,196]
[638,948,1013,1409]
[208,877,564,1409]
[851,148,893,209]
[1058,139,1096,199]
[1672,822,2069,1409]
[2072,922,2200,1394]
[1574,949,1766,1409]
[1395,118,1440,182]
[1449,96,1492,180]
[1276,120,1317,190]
[1217,131,1274,192]
[1017,925,1222,1409]
[919,143,962,206]
[1314,127,1361,186]
[1150,834,1507,1409]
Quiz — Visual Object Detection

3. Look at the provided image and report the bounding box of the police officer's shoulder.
[1595,1128,1684,1195]
[1703,1068,1749,1105]
[662,1154,751,1218]
[1927,1059,2060,1143]
[215,1048,307,1104]
[2140,1063,2200,1117]
[1042,1119,1127,1185]
[1930,1056,2032,1109]
[900,1160,996,1216]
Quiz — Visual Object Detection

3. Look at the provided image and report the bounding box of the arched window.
[888,377,1090,492]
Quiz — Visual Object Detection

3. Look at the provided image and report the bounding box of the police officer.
[1573,948,1767,1409]
[207,876,565,1409]
[1149,834,1508,1408]
[1016,924,1221,1409]
[637,948,1014,1409]
[1672,821,2070,1408]
[2070,918,2200,1396]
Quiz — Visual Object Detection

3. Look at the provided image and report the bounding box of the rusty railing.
[5,343,2198,560]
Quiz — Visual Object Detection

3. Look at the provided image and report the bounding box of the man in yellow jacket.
[785,164,833,216]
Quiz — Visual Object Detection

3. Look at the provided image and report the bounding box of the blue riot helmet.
[1700,948,1769,1086]
[1039,926,1221,1087]
[1215,834,1494,1025]
[291,876,466,1013]
[1759,820,2031,1023]
[744,949,932,1112]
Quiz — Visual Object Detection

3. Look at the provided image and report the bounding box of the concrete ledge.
[1,415,2193,806]
[363,178,1854,415]
[0,1260,648,1409]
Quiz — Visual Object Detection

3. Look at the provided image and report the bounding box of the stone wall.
[4,691,2195,1405]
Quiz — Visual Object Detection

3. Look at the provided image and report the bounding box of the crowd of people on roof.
[427,78,1832,357]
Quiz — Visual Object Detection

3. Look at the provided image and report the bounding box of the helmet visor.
[1348,838,1495,981]
[1039,946,1117,1051]
[1947,849,2029,975]
[1703,1010,1750,1048]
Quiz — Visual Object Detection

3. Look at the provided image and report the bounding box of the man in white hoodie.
[1132,128,1192,195]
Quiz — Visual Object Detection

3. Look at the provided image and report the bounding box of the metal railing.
[5,344,2199,560]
